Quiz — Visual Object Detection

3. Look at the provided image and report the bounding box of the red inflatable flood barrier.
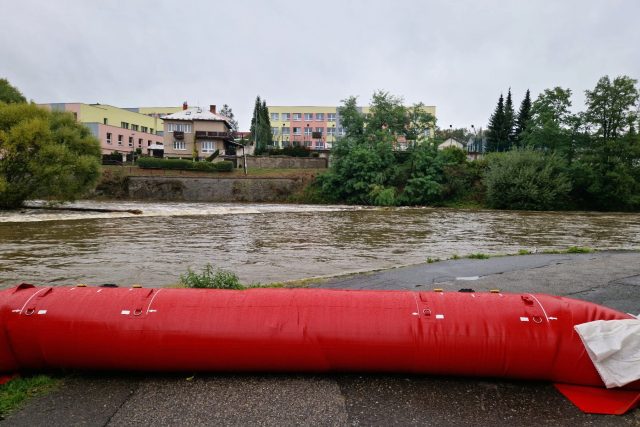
[0,284,638,414]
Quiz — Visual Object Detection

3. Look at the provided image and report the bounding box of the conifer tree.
[486,94,506,152]
[260,100,272,148]
[250,95,261,146]
[250,96,273,154]
[219,104,238,133]
[504,88,516,148]
[515,89,532,146]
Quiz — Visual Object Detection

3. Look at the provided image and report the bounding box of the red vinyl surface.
[0,284,638,414]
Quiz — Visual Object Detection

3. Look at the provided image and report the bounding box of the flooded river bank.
[1,201,639,287]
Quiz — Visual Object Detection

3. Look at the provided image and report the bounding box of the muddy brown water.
[1,201,639,287]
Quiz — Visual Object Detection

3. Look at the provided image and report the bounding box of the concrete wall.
[239,156,327,169]
[127,176,306,202]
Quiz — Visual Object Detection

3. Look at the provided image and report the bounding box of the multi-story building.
[162,104,236,160]
[38,103,171,158]
[267,105,436,150]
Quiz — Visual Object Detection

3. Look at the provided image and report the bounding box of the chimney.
[182,101,188,110]
[210,105,217,114]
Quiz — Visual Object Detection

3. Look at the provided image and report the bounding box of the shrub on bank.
[137,157,233,172]
[180,264,244,289]
[484,149,571,210]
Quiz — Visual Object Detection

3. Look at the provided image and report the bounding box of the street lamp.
[332,123,336,147]
[306,124,310,148]
[470,124,477,155]
[281,123,285,148]
[131,133,135,165]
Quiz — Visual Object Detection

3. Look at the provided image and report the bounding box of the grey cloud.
[0,0,638,130]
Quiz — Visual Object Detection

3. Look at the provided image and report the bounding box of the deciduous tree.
[0,78,26,104]
[0,103,102,209]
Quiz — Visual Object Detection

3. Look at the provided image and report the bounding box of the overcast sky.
[1,0,638,130]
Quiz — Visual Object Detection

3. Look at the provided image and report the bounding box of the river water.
[1,201,639,288]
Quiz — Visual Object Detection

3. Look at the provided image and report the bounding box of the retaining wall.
[127,176,306,202]
[239,156,327,169]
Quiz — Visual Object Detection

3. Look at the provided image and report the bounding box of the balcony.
[195,131,231,139]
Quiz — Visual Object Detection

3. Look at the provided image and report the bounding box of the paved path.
[3,252,640,426]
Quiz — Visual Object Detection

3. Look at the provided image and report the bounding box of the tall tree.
[249,95,261,145]
[260,100,272,149]
[514,89,532,146]
[219,104,238,133]
[404,102,436,143]
[486,94,506,152]
[337,96,364,138]
[504,88,516,148]
[0,103,101,209]
[250,97,272,154]
[0,78,26,104]
[584,75,639,142]
[522,87,574,153]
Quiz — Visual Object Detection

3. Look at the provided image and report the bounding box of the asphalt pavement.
[3,251,640,426]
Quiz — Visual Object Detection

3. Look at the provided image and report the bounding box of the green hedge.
[137,157,233,172]
[266,146,311,157]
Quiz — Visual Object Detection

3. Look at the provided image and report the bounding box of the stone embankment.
[127,176,306,202]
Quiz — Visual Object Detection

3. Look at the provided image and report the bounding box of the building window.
[118,135,123,145]
[327,113,336,122]
[315,127,324,135]
[121,122,129,129]
[304,113,313,121]
[138,138,143,146]
[293,127,301,135]
[271,113,279,121]
[141,126,148,133]
[338,127,345,136]
[106,132,112,144]
[167,123,192,133]
[128,136,133,147]
[131,124,139,131]
[103,118,108,125]
[201,141,215,152]
[315,113,324,121]
[271,127,279,136]
[304,127,312,136]
[327,127,336,137]
[173,141,186,150]
[304,140,312,147]
[292,113,301,121]
[282,127,290,135]
[281,113,290,121]
[150,128,154,134]
[316,141,325,149]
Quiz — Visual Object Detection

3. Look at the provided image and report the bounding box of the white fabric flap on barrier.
[575,319,640,388]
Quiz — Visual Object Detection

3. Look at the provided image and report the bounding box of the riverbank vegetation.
[179,264,317,289]
[0,375,60,417]
[308,75,640,211]
[0,93,102,209]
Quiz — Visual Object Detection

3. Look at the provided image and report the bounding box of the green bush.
[566,246,594,254]
[467,253,490,259]
[212,161,233,171]
[180,264,244,289]
[137,157,233,172]
[484,149,571,210]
